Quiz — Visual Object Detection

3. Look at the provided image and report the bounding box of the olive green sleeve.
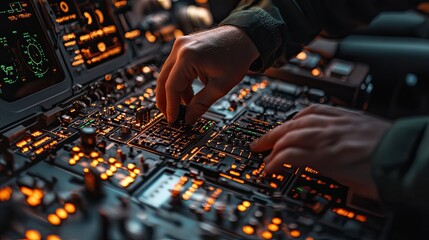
[219,0,289,72]
[372,117,429,212]
[220,0,421,72]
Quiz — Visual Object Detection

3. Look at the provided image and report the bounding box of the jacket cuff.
[220,8,285,72]
[372,117,429,212]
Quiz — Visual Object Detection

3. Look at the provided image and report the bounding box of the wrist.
[218,25,260,64]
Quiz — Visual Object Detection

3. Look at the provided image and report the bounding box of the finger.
[165,62,197,122]
[181,85,194,105]
[293,104,351,120]
[185,82,223,124]
[268,127,324,160]
[156,55,176,115]
[264,147,311,174]
[250,114,332,152]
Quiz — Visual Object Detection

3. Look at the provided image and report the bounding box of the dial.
[19,32,50,78]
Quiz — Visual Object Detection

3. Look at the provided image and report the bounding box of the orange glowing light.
[237,204,247,212]
[69,158,76,165]
[46,235,61,240]
[100,173,108,181]
[296,51,307,61]
[142,66,151,74]
[56,208,68,219]
[261,231,272,240]
[90,151,99,159]
[242,201,251,208]
[242,225,254,235]
[356,214,367,222]
[268,223,279,232]
[64,203,76,214]
[127,163,135,169]
[72,146,81,152]
[25,229,41,240]
[106,170,113,177]
[272,217,282,225]
[26,196,41,207]
[311,68,321,77]
[182,194,190,200]
[0,186,13,201]
[290,230,301,238]
[48,213,61,226]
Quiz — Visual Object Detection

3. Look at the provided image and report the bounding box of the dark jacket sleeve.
[220,0,422,72]
[372,117,429,213]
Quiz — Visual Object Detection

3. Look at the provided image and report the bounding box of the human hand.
[250,104,392,200]
[156,25,259,124]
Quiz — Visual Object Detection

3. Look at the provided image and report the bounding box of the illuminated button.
[48,213,61,226]
[237,204,247,212]
[296,51,307,61]
[142,66,151,74]
[32,189,43,199]
[100,173,108,180]
[127,163,136,169]
[90,160,98,167]
[72,146,81,153]
[97,42,106,52]
[106,170,113,177]
[206,197,215,205]
[25,229,41,240]
[182,194,190,200]
[272,217,282,225]
[90,151,99,159]
[242,225,254,235]
[311,68,321,77]
[268,223,279,232]
[56,208,68,219]
[290,230,301,238]
[261,231,272,239]
[47,235,61,240]
[64,203,76,214]
[26,196,41,207]
[242,201,251,208]
[69,158,76,165]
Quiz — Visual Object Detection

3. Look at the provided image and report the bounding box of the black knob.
[84,168,104,199]
[81,127,97,152]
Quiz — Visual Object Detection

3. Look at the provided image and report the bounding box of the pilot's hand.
[156,25,259,124]
[250,104,392,200]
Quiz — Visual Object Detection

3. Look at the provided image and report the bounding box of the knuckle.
[174,36,190,47]
[178,44,198,58]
